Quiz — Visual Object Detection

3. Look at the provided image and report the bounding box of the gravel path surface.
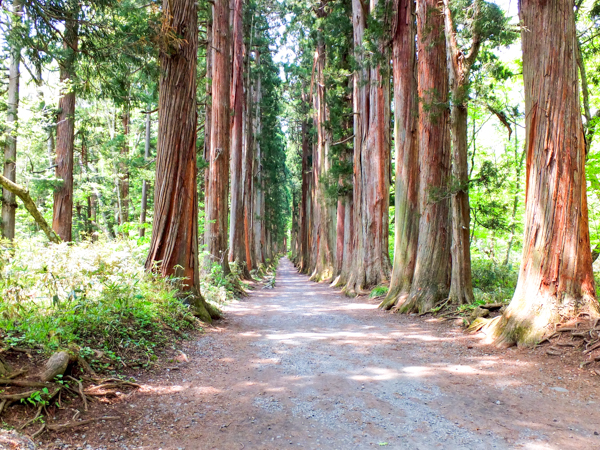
[50,258,600,449]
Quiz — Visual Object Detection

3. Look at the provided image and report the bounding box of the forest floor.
[36,258,600,450]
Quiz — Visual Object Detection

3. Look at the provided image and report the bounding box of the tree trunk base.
[397,285,447,315]
[380,284,410,311]
[473,296,600,348]
[184,293,222,323]
[309,267,333,284]
[449,289,474,307]
[330,274,347,289]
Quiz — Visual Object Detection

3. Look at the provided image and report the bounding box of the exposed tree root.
[379,285,410,311]
[468,314,600,373]
[396,285,449,315]
[0,379,49,388]
[18,406,42,431]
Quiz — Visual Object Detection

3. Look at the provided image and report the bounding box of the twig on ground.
[46,416,120,431]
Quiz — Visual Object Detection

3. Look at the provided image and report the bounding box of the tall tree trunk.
[119,104,130,228]
[228,0,250,278]
[345,0,391,295]
[310,25,335,282]
[252,52,265,267]
[298,111,311,273]
[201,12,213,249]
[52,2,79,242]
[205,0,232,273]
[397,0,451,314]
[443,0,481,306]
[139,108,152,237]
[380,0,419,310]
[447,91,474,305]
[243,50,255,273]
[489,0,598,346]
[2,0,22,241]
[146,0,219,323]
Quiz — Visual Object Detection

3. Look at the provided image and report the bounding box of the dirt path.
[48,259,600,449]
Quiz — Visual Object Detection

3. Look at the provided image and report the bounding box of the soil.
[32,258,600,449]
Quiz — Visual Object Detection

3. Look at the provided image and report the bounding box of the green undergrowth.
[370,285,389,299]
[0,237,224,371]
[470,258,518,306]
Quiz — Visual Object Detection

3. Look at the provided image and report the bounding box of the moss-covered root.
[481,296,600,348]
[187,295,222,324]
[379,286,409,310]
[378,294,397,310]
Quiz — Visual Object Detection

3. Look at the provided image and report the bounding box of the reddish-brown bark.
[344,0,391,295]
[52,8,79,242]
[145,0,219,322]
[202,12,213,249]
[398,0,451,313]
[205,0,231,273]
[228,0,250,278]
[380,0,419,310]
[310,28,335,282]
[443,0,479,306]
[297,110,312,273]
[490,0,599,346]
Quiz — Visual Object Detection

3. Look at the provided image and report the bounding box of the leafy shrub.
[0,237,204,369]
[471,258,518,304]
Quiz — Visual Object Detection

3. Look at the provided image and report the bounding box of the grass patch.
[0,237,212,371]
[370,285,389,299]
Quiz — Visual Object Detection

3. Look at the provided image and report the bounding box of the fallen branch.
[0,174,60,243]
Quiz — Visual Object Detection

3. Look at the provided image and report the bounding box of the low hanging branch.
[0,174,61,244]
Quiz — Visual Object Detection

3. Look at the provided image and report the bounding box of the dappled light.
[1,0,599,445]
[97,259,600,449]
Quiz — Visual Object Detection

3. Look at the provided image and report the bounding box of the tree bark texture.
[443,0,478,306]
[228,0,250,278]
[139,108,152,237]
[2,0,22,241]
[298,115,312,273]
[52,3,79,242]
[205,0,232,273]
[380,0,419,310]
[345,0,391,295]
[490,0,598,346]
[310,30,336,282]
[252,52,265,267]
[119,106,130,227]
[243,50,255,273]
[398,0,451,313]
[145,0,219,323]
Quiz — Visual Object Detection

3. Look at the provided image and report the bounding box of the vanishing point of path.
[63,259,600,449]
